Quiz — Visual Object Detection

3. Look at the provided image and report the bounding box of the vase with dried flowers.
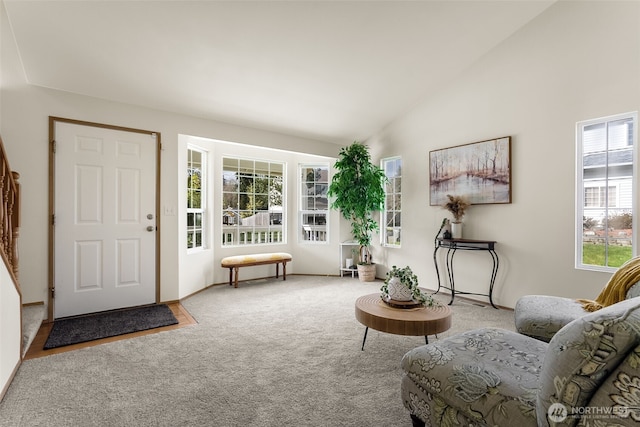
[443,194,470,238]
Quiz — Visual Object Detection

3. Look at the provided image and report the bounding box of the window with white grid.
[299,164,329,243]
[577,112,637,271]
[382,157,401,247]
[187,147,206,250]
[221,157,285,246]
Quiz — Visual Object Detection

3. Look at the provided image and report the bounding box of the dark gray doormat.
[44,304,179,349]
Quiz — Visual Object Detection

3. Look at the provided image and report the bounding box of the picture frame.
[429,136,511,206]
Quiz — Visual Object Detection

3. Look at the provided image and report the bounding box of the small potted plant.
[380,265,436,306]
[442,194,470,238]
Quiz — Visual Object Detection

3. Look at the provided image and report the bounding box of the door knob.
[147,226,155,232]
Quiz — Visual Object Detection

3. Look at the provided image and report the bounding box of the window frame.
[584,184,618,208]
[187,146,206,251]
[381,156,402,247]
[576,111,637,272]
[298,163,329,244]
[221,156,286,247]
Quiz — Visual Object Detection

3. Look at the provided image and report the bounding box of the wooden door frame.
[47,117,161,322]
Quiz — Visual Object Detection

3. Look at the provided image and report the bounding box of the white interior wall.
[0,260,20,400]
[368,1,640,308]
[0,1,2,132]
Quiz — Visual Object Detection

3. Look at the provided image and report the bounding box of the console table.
[433,238,499,308]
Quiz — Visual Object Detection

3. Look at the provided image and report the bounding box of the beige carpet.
[0,275,515,427]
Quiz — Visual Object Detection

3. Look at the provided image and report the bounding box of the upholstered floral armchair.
[515,282,640,342]
[401,297,640,427]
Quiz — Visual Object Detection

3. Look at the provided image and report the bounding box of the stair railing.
[0,135,20,286]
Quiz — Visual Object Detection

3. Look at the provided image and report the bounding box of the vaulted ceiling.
[4,1,555,143]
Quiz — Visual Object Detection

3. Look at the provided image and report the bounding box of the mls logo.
[548,403,568,422]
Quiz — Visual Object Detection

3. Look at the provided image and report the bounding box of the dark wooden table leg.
[361,327,369,351]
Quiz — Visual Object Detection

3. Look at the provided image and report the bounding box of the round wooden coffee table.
[355,293,452,350]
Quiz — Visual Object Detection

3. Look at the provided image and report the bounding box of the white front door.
[53,121,158,318]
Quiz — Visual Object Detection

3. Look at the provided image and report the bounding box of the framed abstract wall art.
[429,136,511,206]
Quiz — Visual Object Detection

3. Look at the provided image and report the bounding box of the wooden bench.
[221,253,292,288]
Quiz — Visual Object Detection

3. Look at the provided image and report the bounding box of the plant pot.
[357,263,376,282]
[386,276,413,301]
[451,222,463,239]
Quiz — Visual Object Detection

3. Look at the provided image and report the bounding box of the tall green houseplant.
[328,142,386,268]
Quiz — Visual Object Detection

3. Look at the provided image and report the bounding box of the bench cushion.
[221,252,292,267]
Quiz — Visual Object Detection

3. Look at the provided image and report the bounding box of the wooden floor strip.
[24,303,197,360]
